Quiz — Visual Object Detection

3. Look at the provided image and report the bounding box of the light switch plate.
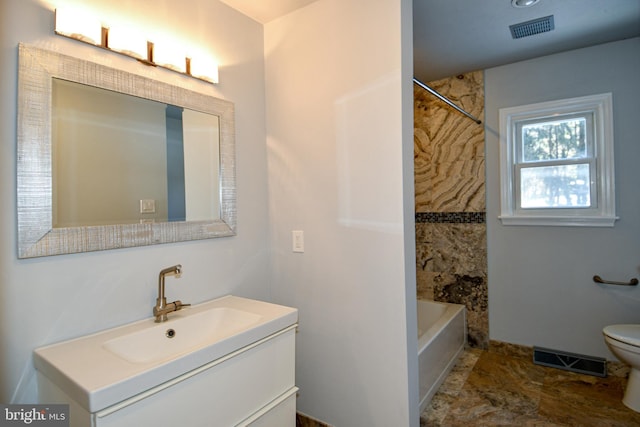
[292,230,304,253]
[140,199,156,214]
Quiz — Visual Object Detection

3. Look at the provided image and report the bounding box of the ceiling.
[413,0,640,82]
[220,0,640,82]
[218,0,317,24]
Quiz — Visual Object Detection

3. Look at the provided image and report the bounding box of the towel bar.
[593,275,639,286]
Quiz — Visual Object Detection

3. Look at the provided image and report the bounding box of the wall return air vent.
[510,15,555,39]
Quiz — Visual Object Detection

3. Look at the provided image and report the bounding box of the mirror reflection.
[52,79,221,227]
[17,43,235,258]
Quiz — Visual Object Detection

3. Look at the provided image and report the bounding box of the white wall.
[486,38,640,359]
[183,110,221,221]
[0,0,268,403]
[265,0,418,425]
[53,80,169,226]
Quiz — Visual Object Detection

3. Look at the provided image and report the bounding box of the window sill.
[498,215,618,227]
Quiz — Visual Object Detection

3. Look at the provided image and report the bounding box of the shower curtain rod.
[413,78,482,125]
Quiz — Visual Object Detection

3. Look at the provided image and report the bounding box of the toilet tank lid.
[604,324,640,346]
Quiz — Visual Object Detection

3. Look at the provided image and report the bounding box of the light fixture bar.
[53,9,218,84]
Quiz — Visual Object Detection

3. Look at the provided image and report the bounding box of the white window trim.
[499,93,617,227]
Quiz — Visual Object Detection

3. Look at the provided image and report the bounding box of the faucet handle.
[173,300,191,311]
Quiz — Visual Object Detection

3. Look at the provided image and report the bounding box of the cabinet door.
[239,388,298,427]
[95,328,295,427]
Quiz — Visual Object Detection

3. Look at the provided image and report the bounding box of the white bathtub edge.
[418,340,465,414]
[417,301,467,414]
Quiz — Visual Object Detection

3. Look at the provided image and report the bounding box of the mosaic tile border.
[415,212,486,224]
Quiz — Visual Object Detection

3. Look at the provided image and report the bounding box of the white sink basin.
[33,296,297,413]
[103,307,261,364]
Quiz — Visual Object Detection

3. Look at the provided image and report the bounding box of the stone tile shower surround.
[414,71,488,348]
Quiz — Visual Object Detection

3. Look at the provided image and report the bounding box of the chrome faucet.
[154,264,190,322]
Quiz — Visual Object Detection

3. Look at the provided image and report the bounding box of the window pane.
[521,118,587,162]
[520,163,591,208]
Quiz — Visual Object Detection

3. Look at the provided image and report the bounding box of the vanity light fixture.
[106,25,149,61]
[54,8,219,83]
[153,40,187,73]
[53,7,103,45]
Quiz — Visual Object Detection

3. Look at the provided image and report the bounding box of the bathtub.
[417,299,466,413]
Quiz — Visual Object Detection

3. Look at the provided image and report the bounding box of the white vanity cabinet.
[34,296,298,427]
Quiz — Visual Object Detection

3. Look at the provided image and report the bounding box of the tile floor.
[421,346,640,426]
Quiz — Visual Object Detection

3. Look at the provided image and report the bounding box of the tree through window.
[518,115,592,209]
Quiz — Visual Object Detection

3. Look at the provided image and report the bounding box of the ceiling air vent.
[510,15,554,39]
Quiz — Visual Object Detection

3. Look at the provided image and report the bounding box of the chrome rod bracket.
[593,275,639,286]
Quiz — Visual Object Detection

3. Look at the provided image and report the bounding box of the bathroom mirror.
[17,44,236,258]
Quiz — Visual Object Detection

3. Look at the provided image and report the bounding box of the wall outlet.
[292,230,304,253]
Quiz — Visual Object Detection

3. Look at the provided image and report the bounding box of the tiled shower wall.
[414,71,488,348]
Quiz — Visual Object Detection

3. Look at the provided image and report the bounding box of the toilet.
[603,324,640,412]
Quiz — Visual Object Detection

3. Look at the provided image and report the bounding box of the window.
[499,93,616,226]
